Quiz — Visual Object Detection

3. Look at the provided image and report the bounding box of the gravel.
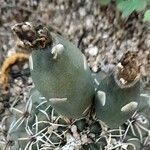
[0,0,150,149]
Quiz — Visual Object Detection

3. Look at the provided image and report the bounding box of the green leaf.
[135,0,147,12]
[117,0,135,18]
[146,0,150,5]
[144,9,150,21]
[97,0,111,5]
[117,0,147,18]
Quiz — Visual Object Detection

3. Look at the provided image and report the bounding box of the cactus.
[94,51,141,128]
[12,22,95,119]
[124,112,149,139]
[3,88,68,149]
[3,89,46,149]
[94,73,141,127]
[1,22,149,149]
[30,33,95,118]
[122,135,150,150]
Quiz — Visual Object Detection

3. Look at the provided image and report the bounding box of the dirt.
[0,0,150,149]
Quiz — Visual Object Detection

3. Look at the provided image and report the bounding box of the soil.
[0,0,150,149]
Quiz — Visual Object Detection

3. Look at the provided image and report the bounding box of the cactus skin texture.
[30,33,95,118]
[139,91,150,121]
[94,73,141,128]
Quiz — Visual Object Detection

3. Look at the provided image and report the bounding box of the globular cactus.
[126,113,149,139]
[3,88,68,149]
[12,22,95,119]
[122,135,150,150]
[3,89,46,149]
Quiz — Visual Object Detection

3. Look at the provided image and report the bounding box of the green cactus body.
[139,92,150,121]
[125,137,142,150]
[124,135,150,150]
[94,73,141,128]
[30,33,94,118]
[4,89,52,150]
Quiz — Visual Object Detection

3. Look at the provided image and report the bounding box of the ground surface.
[0,0,150,149]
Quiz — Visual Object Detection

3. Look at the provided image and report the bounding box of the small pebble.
[87,46,98,56]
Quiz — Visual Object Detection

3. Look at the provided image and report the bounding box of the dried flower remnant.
[12,22,53,50]
[115,51,140,88]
